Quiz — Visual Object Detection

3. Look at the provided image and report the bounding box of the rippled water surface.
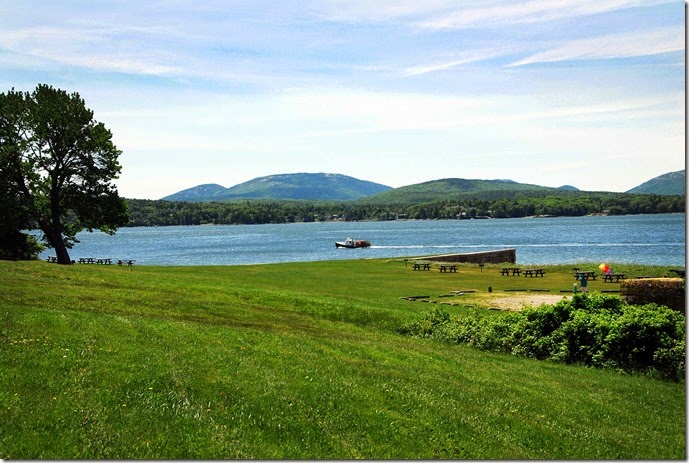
[39,213,685,266]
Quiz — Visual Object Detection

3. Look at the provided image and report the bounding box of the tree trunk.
[52,236,72,265]
[46,185,72,264]
[42,222,71,265]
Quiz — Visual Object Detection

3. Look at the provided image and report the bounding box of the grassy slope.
[0,259,685,459]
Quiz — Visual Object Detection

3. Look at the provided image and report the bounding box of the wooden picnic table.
[78,257,112,264]
[117,259,136,267]
[412,263,431,271]
[603,273,625,283]
[575,271,596,281]
[46,256,58,263]
[500,267,521,276]
[523,268,545,277]
[439,265,457,273]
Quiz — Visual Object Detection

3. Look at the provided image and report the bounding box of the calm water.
[38,214,685,266]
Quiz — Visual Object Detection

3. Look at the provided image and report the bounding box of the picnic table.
[603,273,625,283]
[523,268,545,277]
[46,256,58,263]
[78,257,113,265]
[500,267,521,276]
[412,263,431,271]
[439,265,457,273]
[117,259,136,267]
[575,271,596,281]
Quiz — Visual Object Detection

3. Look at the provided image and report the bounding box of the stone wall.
[621,278,685,312]
[411,248,516,264]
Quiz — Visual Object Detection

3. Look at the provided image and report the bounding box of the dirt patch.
[488,293,569,311]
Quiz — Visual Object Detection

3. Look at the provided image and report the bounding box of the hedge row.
[399,294,685,381]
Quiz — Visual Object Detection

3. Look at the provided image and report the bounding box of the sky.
[0,1,685,199]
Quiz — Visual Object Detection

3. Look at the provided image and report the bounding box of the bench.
[523,269,545,277]
[439,265,457,273]
[603,273,625,283]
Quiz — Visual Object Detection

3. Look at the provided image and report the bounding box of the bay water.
[37,213,685,267]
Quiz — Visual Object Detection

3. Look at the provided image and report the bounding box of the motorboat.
[335,237,371,248]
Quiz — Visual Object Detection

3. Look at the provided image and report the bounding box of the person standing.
[579,274,588,293]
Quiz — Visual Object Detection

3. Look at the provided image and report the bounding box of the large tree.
[0,84,128,264]
[0,89,43,260]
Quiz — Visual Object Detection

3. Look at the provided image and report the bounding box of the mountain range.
[162,170,685,203]
[163,173,391,202]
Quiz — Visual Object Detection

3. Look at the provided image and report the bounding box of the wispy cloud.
[0,25,184,76]
[309,0,458,23]
[416,0,670,30]
[509,27,683,66]
[403,50,506,76]
[0,0,682,198]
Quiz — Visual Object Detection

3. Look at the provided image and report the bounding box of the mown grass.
[0,259,685,459]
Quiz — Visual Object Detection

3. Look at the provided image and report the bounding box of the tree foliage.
[0,89,41,259]
[125,191,684,227]
[0,85,128,263]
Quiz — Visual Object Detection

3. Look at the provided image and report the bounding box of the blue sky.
[1,1,685,199]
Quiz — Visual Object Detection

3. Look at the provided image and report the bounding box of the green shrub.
[400,294,685,381]
[0,230,44,260]
[551,309,613,367]
[507,302,576,359]
[604,303,685,374]
[397,305,451,338]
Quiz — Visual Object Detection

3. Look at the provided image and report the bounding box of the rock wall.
[621,278,685,312]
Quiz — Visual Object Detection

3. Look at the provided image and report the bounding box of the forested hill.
[133,173,686,226]
[626,170,685,195]
[125,191,684,227]
[357,178,554,204]
[163,173,391,201]
[162,171,683,204]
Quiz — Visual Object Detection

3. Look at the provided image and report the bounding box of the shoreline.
[118,211,685,228]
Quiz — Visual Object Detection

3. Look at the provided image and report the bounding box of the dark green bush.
[399,294,685,381]
[0,230,44,260]
[397,305,451,338]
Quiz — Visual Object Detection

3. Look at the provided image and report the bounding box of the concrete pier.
[411,248,516,264]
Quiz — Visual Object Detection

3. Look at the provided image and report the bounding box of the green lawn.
[0,259,685,459]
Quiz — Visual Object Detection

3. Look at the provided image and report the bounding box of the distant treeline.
[125,191,684,226]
